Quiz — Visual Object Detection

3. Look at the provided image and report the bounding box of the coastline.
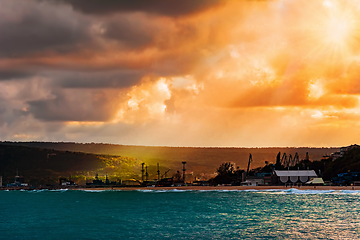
[75,185,360,191]
[2,185,360,191]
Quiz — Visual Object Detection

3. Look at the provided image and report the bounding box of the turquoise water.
[1,189,360,239]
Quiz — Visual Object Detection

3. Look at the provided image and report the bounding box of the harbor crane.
[281,153,287,167]
[157,163,160,181]
[281,152,300,168]
[161,169,171,179]
[292,152,299,166]
[287,154,293,168]
[246,153,252,176]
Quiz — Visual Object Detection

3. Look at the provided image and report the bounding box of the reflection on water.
[0,190,359,239]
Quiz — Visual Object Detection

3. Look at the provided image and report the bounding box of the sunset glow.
[1,0,360,146]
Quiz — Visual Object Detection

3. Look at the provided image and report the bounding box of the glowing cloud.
[2,0,360,147]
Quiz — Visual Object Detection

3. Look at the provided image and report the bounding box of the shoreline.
[86,185,360,191]
[2,185,359,191]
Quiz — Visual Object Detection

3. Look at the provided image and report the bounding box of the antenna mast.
[182,162,187,184]
[141,163,145,182]
[157,163,160,181]
[145,166,148,181]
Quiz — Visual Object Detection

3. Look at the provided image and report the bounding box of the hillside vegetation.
[2,142,337,176]
[0,142,340,185]
[322,147,360,180]
[0,144,142,185]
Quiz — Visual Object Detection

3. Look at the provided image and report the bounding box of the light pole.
[182,162,186,184]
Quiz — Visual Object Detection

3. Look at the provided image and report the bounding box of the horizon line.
[0,140,343,149]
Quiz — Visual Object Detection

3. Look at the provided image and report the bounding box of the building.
[332,144,360,160]
[192,181,209,186]
[331,152,341,160]
[340,144,360,157]
[156,178,173,187]
[241,178,264,186]
[59,178,76,186]
[273,170,318,185]
[122,179,141,186]
[255,172,272,185]
[305,178,324,185]
[332,172,360,185]
[7,174,28,187]
[331,144,360,161]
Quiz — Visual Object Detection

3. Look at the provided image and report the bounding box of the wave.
[245,188,360,195]
[133,188,360,194]
[136,189,191,193]
[3,188,360,195]
[30,189,69,193]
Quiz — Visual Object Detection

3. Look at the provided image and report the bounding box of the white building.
[241,178,264,186]
[274,170,318,184]
[306,178,325,185]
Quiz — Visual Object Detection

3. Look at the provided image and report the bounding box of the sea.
[1,189,360,239]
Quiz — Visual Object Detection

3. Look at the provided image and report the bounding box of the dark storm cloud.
[57,0,221,16]
[0,95,29,128]
[0,70,36,80]
[54,70,144,88]
[0,0,166,60]
[103,19,153,48]
[0,102,6,118]
[0,2,90,58]
[27,90,114,122]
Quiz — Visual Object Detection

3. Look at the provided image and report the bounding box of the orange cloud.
[3,0,360,147]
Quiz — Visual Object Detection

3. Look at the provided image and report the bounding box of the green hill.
[0,144,142,186]
[323,147,360,180]
[1,142,337,183]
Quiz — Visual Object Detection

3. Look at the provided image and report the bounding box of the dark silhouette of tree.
[217,162,234,176]
[322,147,360,180]
[275,151,282,169]
[173,170,182,181]
[210,162,244,185]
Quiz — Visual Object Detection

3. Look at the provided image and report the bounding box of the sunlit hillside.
[0,144,142,185]
[1,142,338,182]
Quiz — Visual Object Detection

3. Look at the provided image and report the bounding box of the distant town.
[1,142,360,190]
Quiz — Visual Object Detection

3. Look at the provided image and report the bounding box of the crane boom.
[288,154,292,168]
[281,153,287,167]
[246,153,252,175]
[161,169,171,179]
[293,152,299,166]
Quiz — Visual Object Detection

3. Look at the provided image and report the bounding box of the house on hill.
[340,144,360,156]
[331,144,360,160]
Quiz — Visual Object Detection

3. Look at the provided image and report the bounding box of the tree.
[173,171,182,181]
[211,162,237,185]
[217,162,234,176]
[275,152,282,169]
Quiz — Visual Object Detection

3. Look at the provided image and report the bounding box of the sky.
[1,0,360,147]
